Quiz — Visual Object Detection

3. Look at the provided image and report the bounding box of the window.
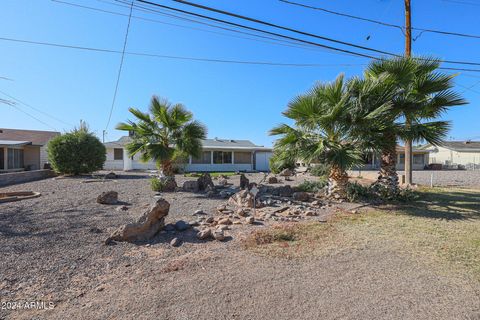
[413,154,424,165]
[399,153,405,162]
[0,148,3,170]
[113,148,123,160]
[192,151,211,164]
[213,151,232,164]
[234,152,251,164]
[7,148,24,169]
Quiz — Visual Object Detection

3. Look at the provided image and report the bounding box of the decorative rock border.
[0,191,41,203]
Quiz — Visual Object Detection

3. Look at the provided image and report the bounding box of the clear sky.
[1,0,479,147]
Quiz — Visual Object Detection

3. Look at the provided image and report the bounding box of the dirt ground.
[1,172,479,320]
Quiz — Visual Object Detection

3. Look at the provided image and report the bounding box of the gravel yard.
[1,172,479,320]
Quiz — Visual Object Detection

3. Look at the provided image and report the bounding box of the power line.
[0,90,73,127]
[164,0,480,67]
[51,0,328,54]
[280,0,480,40]
[104,0,133,131]
[0,35,365,67]
[1,99,57,131]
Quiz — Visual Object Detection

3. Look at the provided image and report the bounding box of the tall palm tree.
[270,74,391,199]
[365,56,467,192]
[116,96,207,177]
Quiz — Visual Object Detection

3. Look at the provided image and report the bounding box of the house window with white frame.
[192,151,211,164]
[234,152,251,164]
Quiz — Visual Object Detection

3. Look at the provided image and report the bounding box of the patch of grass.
[244,188,480,279]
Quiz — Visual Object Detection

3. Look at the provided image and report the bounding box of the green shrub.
[297,179,327,193]
[346,182,372,202]
[309,164,330,178]
[150,176,165,192]
[269,152,296,174]
[346,182,419,203]
[47,128,105,175]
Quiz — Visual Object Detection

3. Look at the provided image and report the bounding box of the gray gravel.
[1,172,479,320]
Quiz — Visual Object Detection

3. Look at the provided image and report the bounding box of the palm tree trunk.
[375,134,399,196]
[161,160,174,177]
[327,165,349,199]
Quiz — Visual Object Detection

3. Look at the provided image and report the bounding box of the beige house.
[0,128,60,172]
[421,141,480,169]
[103,136,273,172]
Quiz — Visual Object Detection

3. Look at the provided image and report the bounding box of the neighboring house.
[357,145,430,171]
[420,141,480,169]
[0,128,60,173]
[103,136,273,172]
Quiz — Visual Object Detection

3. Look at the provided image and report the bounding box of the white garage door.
[255,152,272,172]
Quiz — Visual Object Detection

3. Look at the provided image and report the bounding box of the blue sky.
[1,0,479,147]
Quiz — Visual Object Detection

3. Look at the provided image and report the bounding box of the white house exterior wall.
[429,147,480,166]
[104,148,124,171]
[40,146,49,169]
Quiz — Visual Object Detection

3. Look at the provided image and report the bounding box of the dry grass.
[244,187,480,279]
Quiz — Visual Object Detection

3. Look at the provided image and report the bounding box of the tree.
[47,123,106,175]
[365,56,466,192]
[116,96,207,177]
[270,74,391,198]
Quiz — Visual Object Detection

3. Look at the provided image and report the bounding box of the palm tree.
[116,96,207,177]
[270,74,391,199]
[365,56,467,192]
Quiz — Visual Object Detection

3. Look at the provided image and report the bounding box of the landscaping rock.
[293,192,310,202]
[164,224,175,232]
[96,191,118,205]
[193,209,205,215]
[279,168,294,177]
[272,185,293,197]
[305,210,316,216]
[162,176,177,192]
[105,198,170,244]
[217,218,232,225]
[267,175,278,184]
[197,173,214,191]
[240,174,249,190]
[218,178,228,186]
[182,180,199,193]
[205,216,215,224]
[174,220,190,231]
[228,189,259,208]
[197,228,211,240]
[236,208,248,217]
[170,237,181,247]
[213,229,225,241]
[104,172,117,179]
[245,216,255,224]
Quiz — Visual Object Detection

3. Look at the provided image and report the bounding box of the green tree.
[365,56,466,192]
[270,74,391,198]
[116,96,207,177]
[47,123,106,175]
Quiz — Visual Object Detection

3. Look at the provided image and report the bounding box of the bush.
[47,129,105,175]
[151,176,165,192]
[269,151,296,174]
[150,176,177,192]
[309,163,330,178]
[297,179,327,193]
[346,182,372,202]
[346,182,419,203]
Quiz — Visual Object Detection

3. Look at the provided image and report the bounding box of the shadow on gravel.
[399,190,480,221]
[132,228,233,246]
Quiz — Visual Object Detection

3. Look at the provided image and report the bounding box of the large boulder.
[293,191,310,202]
[162,176,177,192]
[96,191,118,205]
[104,172,117,179]
[105,198,170,244]
[240,174,249,190]
[182,180,199,193]
[228,189,260,208]
[197,173,214,191]
[271,185,293,197]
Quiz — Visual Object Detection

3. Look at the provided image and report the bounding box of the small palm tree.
[270,74,391,198]
[116,96,207,177]
[365,56,467,192]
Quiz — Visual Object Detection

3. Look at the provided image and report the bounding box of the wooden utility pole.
[404,0,413,185]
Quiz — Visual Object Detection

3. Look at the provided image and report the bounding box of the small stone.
[267,175,278,184]
[218,218,232,225]
[351,210,359,214]
[233,220,242,225]
[236,208,248,217]
[193,209,205,215]
[96,191,118,205]
[197,228,212,240]
[95,285,105,292]
[116,205,129,212]
[293,192,310,202]
[213,229,225,241]
[175,220,190,231]
[205,216,215,223]
[221,209,234,215]
[89,227,102,234]
[305,210,316,216]
[217,224,230,231]
[245,216,254,224]
[170,237,181,247]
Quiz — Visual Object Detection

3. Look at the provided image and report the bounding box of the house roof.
[425,141,480,152]
[0,128,60,146]
[104,136,272,151]
[395,145,430,153]
[0,140,32,147]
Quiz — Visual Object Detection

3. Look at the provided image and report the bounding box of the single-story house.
[103,136,273,172]
[357,145,430,171]
[0,128,60,173]
[420,141,480,169]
